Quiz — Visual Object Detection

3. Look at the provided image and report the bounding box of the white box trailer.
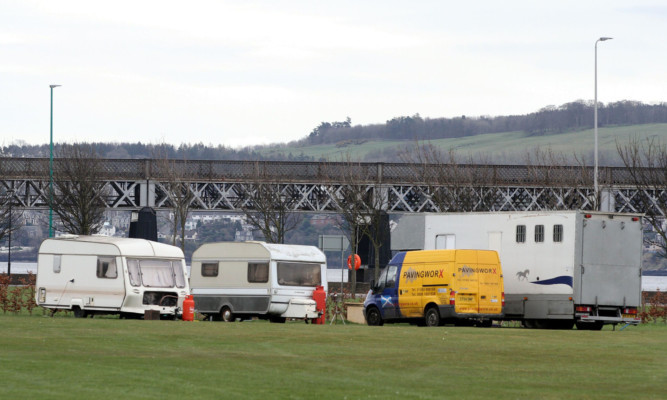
[391,211,643,329]
[36,235,190,318]
[190,241,328,322]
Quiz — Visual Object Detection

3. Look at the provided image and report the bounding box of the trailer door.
[578,217,642,307]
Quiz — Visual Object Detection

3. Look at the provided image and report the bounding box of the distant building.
[98,221,117,237]
[235,230,254,242]
[310,214,339,228]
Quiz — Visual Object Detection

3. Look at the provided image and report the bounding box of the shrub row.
[640,291,667,323]
[0,273,38,315]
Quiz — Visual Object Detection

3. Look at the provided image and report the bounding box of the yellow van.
[363,249,504,326]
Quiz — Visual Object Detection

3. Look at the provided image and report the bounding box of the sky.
[2,1,667,148]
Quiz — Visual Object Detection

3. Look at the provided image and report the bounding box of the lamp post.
[6,189,14,278]
[49,84,61,237]
[594,37,612,210]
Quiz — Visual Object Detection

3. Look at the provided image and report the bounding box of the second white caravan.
[190,241,328,322]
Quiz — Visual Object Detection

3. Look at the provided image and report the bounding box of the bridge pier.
[600,188,616,212]
[139,181,156,207]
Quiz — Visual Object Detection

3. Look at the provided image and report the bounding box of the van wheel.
[475,319,493,328]
[366,307,383,326]
[424,307,440,327]
[220,307,234,322]
[73,307,87,318]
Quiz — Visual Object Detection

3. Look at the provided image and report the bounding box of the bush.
[0,273,36,315]
[640,291,667,323]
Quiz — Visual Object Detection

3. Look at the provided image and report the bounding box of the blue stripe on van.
[531,276,573,287]
[388,251,406,266]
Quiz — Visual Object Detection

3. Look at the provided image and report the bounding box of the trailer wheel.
[366,307,383,326]
[424,306,441,327]
[522,319,536,329]
[73,307,87,318]
[548,320,574,330]
[269,316,286,323]
[220,307,234,322]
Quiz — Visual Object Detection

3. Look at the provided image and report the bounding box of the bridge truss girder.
[2,178,664,217]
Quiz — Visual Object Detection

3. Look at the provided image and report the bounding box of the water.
[642,275,667,292]
[0,262,37,274]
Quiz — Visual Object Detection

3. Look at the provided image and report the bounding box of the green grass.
[258,123,667,162]
[1,313,665,399]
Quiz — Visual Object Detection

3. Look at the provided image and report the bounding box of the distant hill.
[2,100,667,164]
[257,123,667,165]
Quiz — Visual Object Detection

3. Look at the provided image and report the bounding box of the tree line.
[2,100,667,163]
[304,100,667,145]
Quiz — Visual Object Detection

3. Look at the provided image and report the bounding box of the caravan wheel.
[73,307,87,318]
[221,307,234,322]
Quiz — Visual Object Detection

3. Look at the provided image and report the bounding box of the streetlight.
[49,84,61,237]
[594,37,612,210]
[6,189,14,278]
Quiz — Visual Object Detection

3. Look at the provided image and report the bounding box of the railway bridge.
[0,158,664,216]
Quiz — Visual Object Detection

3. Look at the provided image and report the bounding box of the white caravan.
[390,211,643,329]
[190,241,328,322]
[36,236,190,318]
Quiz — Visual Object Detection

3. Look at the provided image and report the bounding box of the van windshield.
[127,259,187,288]
[277,262,321,287]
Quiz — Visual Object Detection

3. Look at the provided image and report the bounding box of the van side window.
[53,255,61,273]
[385,265,398,288]
[516,225,526,243]
[97,257,117,279]
[248,263,269,283]
[535,225,544,242]
[375,267,388,291]
[201,262,219,277]
[553,224,564,242]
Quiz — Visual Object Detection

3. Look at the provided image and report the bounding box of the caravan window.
[97,257,117,279]
[201,263,219,277]
[248,262,269,283]
[535,225,544,242]
[173,261,186,288]
[127,259,186,288]
[53,255,61,273]
[516,225,526,243]
[127,259,141,287]
[136,260,175,288]
[277,262,321,287]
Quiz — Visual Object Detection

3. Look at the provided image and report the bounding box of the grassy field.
[258,123,667,163]
[1,313,665,400]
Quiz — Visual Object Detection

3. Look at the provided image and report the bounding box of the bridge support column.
[599,188,616,212]
[139,181,156,207]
